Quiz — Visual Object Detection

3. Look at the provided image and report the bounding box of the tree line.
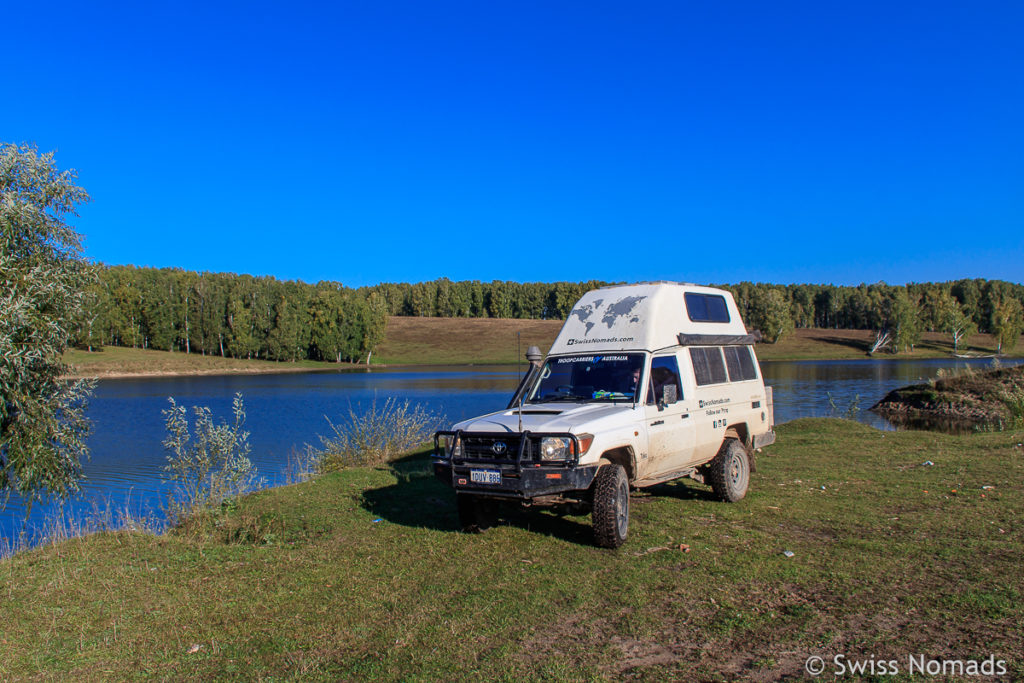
[361,278,1024,352]
[723,280,1023,352]
[79,270,1024,360]
[76,266,388,363]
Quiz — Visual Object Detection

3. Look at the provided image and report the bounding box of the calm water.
[2,357,1019,545]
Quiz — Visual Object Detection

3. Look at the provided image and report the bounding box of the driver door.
[643,353,696,477]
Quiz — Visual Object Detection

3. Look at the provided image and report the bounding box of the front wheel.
[707,439,750,503]
[592,464,630,548]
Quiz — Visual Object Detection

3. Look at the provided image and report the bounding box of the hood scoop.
[505,409,563,416]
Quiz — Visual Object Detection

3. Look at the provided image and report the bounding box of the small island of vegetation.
[872,364,1024,431]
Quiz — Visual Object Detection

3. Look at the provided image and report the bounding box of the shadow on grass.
[359,449,597,546]
[359,450,461,532]
[494,506,596,546]
[643,478,718,502]
[817,335,872,354]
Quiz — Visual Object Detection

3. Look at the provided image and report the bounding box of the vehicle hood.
[450,402,637,435]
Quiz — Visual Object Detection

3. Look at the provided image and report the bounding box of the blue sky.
[5,1,1022,287]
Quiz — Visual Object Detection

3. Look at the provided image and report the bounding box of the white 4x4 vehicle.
[433,282,775,548]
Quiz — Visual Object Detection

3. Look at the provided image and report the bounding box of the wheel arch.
[724,424,755,472]
[598,446,637,483]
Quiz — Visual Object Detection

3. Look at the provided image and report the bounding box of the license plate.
[470,468,502,485]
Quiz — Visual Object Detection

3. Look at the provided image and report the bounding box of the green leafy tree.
[226,276,258,359]
[435,277,455,317]
[789,285,815,328]
[751,289,794,343]
[947,308,977,354]
[1,143,95,504]
[931,290,976,353]
[487,281,515,318]
[308,287,346,362]
[992,298,1023,354]
[359,292,389,363]
[892,290,922,353]
[71,276,107,352]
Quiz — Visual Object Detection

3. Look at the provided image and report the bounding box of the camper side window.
[690,347,728,386]
[684,293,731,323]
[646,355,683,404]
[724,346,758,381]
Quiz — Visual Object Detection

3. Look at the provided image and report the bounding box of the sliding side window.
[723,346,758,382]
[689,347,728,386]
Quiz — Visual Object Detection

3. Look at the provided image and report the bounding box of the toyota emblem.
[491,441,507,455]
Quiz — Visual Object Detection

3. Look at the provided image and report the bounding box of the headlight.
[540,437,570,461]
[539,435,594,461]
[439,435,461,458]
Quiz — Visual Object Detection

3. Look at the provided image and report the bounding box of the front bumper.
[433,429,598,499]
[433,460,600,499]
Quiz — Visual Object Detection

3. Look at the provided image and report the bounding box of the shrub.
[826,392,861,420]
[999,386,1024,423]
[317,398,441,471]
[161,392,262,521]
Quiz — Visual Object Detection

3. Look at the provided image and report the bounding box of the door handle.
[651,420,664,426]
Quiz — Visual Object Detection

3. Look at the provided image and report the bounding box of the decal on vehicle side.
[699,397,731,408]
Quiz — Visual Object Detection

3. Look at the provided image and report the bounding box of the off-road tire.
[457,494,496,533]
[707,439,750,503]
[592,464,629,548]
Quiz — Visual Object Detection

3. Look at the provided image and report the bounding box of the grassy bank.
[753,327,1020,361]
[65,319,1023,377]
[63,346,344,378]
[2,419,1022,680]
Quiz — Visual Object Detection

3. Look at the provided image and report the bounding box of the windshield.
[527,353,646,403]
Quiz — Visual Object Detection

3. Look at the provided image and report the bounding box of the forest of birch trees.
[75,266,1024,361]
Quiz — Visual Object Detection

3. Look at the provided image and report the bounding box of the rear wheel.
[592,464,629,548]
[707,439,750,502]
[457,494,497,533]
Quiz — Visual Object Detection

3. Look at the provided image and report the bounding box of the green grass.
[3,419,1023,680]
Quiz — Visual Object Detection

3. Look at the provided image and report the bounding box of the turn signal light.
[575,434,594,455]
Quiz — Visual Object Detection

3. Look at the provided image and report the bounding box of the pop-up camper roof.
[547,282,753,355]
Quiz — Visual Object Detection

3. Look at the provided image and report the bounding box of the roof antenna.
[517,332,523,432]
[517,331,521,382]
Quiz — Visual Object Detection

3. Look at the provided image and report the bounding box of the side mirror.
[661,384,678,406]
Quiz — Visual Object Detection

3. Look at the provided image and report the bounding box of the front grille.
[461,435,532,462]
[435,430,579,470]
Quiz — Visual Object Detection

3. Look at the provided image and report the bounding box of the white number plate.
[470,469,501,485]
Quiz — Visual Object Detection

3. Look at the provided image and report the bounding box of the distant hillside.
[375,316,563,365]
[65,319,1020,377]
[375,318,1019,365]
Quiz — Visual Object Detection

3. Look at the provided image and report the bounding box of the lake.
[2,357,1019,546]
